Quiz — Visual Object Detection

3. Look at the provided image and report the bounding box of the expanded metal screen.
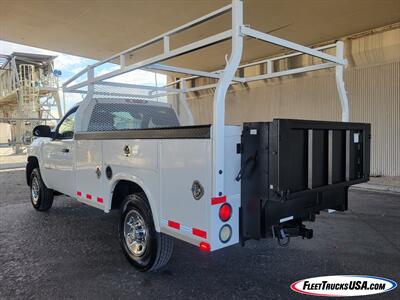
[87,102,180,132]
[65,82,202,132]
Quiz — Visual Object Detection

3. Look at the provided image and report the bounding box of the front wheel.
[119,193,173,272]
[30,168,54,211]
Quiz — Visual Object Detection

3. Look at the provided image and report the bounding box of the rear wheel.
[119,193,173,272]
[30,168,54,211]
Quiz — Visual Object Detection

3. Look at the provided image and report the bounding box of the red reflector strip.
[76,191,82,197]
[211,195,226,205]
[192,228,207,239]
[97,197,103,203]
[199,242,211,252]
[86,194,92,200]
[168,220,180,230]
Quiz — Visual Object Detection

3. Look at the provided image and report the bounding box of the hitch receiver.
[274,221,313,240]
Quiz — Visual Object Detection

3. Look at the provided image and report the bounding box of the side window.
[57,111,76,139]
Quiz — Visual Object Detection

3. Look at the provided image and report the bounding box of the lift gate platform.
[240,119,370,241]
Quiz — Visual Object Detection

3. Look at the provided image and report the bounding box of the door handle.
[61,148,70,153]
[123,145,131,157]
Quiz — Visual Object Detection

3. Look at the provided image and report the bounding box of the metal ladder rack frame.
[63,0,350,200]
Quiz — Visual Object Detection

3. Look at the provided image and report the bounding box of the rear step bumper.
[239,119,371,242]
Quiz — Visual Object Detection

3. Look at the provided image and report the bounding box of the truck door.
[41,107,77,196]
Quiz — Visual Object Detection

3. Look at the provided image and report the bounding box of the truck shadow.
[5,191,398,299]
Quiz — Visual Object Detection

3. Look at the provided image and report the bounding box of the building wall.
[0,123,12,144]
[185,25,400,176]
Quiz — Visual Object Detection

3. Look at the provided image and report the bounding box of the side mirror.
[32,125,52,138]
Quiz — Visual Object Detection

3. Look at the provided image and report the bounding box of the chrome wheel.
[31,176,40,205]
[123,210,148,257]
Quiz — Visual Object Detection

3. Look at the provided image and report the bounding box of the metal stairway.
[0,52,62,153]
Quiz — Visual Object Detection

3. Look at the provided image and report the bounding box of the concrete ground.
[356,176,400,193]
[0,168,399,299]
[0,152,26,169]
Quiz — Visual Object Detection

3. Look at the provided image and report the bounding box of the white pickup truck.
[26,96,370,272]
[26,0,371,272]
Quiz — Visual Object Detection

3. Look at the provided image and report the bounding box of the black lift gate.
[240,119,371,242]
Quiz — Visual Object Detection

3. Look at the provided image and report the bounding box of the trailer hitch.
[273,221,313,247]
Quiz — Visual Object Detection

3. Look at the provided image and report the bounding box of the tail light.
[219,203,232,222]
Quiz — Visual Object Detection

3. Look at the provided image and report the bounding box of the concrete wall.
[0,123,11,144]
[185,26,400,176]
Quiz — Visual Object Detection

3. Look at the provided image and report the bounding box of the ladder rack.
[63,0,350,199]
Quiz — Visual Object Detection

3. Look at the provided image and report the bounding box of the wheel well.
[111,180,145,210]
[26,156,39,185]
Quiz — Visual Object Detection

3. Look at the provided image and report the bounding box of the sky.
[0,40,166,112]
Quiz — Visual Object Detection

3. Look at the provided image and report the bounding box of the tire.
[30,168,54,211]
[119,192,173,272]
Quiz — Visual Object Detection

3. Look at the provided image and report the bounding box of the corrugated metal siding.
[187,61,400,176]
[348,61,400,176]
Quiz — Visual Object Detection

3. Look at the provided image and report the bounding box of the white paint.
[280,216,294,223]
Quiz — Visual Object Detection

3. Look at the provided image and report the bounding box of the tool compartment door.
[159,138,212,246]
[74,139,105,209]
